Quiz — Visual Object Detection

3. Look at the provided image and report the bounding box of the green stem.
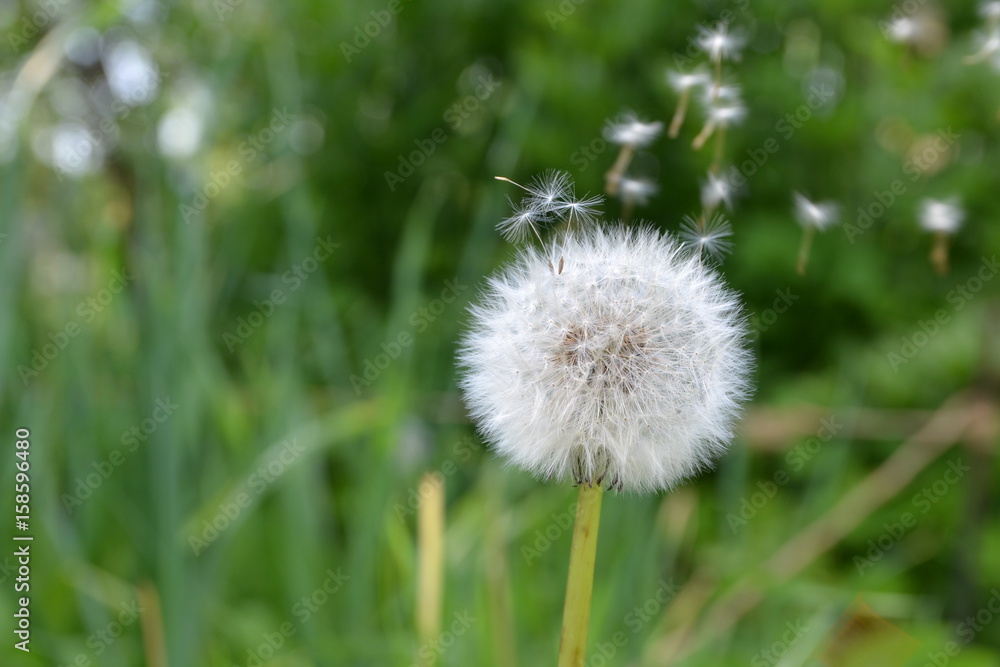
[557,482,605,667]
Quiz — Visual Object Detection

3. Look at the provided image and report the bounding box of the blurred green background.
[2,0,999,665]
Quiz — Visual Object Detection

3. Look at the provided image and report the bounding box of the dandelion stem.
[668,89,691,139]
[796,226,816,276]
[557,482,604,667]
[604,144,636,195]
[930,230,950,275]
[711,125,727,174]
[417,472,445,665]
[692,119,716,151]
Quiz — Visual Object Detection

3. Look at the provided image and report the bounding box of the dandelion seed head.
[919,197,965,234]
[459,225,753,492]
[793,192,839,231]
[679,213,734,263]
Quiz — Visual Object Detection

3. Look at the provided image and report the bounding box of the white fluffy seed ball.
[458,225,753,493]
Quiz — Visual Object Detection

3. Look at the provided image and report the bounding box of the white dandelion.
[461,176,754,665]
[459,224,752,493]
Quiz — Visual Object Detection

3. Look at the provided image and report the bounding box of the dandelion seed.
[696,23,746,64]
[793,192,839,231]
[667,68,710,138]
[497,195,547,245]
[617,177,657,207]
[701,172,736,212]
[886,17,922,45]
[692,102,746,151]
[554,191,605,228]
[680,213,734,263]
[919,197,964,234]
[966,27,1000,64]
[792,193,839,275]
[605,114,664,148]
[920,197,964,275]
[604,113,663,195]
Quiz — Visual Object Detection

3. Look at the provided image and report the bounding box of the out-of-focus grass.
[1,1,999,666]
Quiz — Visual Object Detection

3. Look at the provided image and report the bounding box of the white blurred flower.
[886,17,921,44]
[919,198,964,234]
[617,177,657,207]
[459,224,752,492]
[696,23,746,63]
[793,192,839,230]
[33,123,105,177]
[605,114,663,148]
[157,76,213,160]
[680,213,734,263]
[101,39,159,106]
[981,1,1000,22]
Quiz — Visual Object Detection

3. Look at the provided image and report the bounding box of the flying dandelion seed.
[792,192,839,276]
[604,113,663,195]
[680,213,734,263]
[919,197,965,275]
